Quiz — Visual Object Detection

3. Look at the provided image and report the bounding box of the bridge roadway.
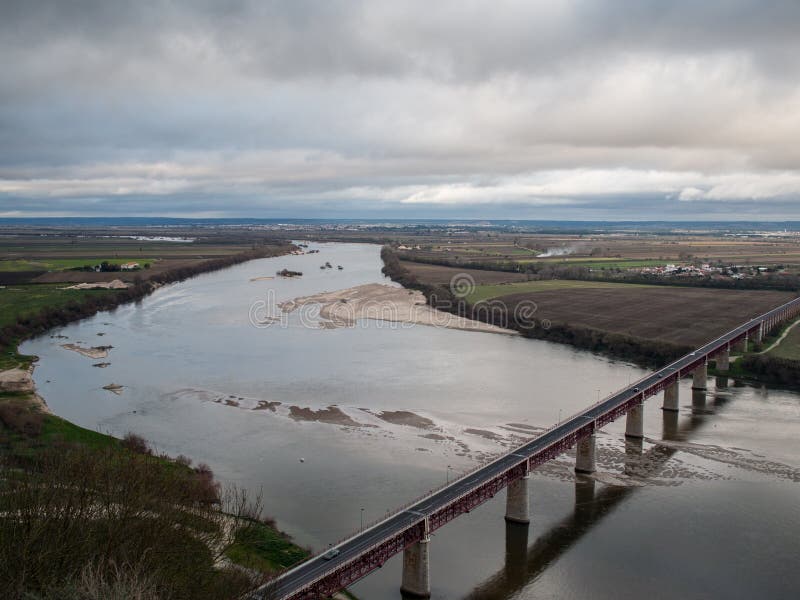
[257,296,800,600]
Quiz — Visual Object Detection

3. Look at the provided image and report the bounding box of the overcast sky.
[1,0,800,220]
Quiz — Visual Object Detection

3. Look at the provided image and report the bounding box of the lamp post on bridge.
[360,507,364,532]
[446,464,453,484]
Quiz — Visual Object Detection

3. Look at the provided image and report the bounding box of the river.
[22,242,800,599]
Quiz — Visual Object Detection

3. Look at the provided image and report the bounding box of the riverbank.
[0,242,312,599]
[1,243,295,371]
[710,317,800,388]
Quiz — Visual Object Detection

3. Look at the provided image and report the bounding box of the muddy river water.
[22,243,800,599]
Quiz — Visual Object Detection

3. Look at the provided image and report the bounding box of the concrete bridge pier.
[625,403,644,439]
[692,363,707,390]
[575,434,596,474]
[716,348,730,371]
[662,409,679,441]
[662,381,679,412]
[401,532,431,598]
[733,334,748,353]
[755,322,764,343]
[505,473,531,524]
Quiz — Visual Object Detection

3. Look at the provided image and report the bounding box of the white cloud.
[678,173,800,201]
[1,1,800,217]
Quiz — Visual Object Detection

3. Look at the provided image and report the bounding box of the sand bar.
[279,283,516,334]
[61,343,112,359]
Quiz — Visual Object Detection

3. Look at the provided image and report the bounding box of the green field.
[466,279,653,303]
[0,257,154,272]
[515,258,673,269]
[0,284,119,329]
[766,321,800,360]
[225,518,310,573]
[0,284,120,369]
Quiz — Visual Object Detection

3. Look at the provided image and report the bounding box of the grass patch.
[0,401,119,459]
[0,284,120,329]
[39,415,119,450]
[225,519,310,573]
[0,258,155,272]
[515,258,673,269]
[0,347,36,371]
[0,283,121,370]
[467,279,654,303]
[766,320,800,360]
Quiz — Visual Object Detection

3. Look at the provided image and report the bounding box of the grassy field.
[766,321,800,360]
[0,257,155,272]
[515,258,672,269]
[392,231,800,272]
[466,279,652,303]
[0,284,119,329]
[0,283,121,370]
[0,228,293,285]
[225,519,310,573]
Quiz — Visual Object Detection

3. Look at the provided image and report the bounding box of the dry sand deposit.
[279,283,515,334]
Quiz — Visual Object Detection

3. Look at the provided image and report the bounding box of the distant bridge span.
[254,296,800,600]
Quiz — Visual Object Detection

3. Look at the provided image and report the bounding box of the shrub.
[0,446,263,599]
[0,402,44,437]
[121,432,150,455]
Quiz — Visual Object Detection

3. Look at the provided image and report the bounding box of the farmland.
[395,233,800,268]
[399,261,527,286]
[0,225,293,285]
[465,279,652,304]
[495,286,794,347]
[387,246,797,357]
[0,284,119,329]
[0,257,156,272]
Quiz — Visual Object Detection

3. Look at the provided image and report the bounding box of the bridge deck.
[256,296,800,600]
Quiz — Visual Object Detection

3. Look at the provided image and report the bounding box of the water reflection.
[691,388,707,411]
[503,522,529,586]
[623,438,644,476]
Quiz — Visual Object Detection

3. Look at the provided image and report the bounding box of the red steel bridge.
[252,296,800,600]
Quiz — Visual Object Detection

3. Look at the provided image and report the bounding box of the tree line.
[394,252,800,292]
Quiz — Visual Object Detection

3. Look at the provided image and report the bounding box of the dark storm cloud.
[1,1,799,218]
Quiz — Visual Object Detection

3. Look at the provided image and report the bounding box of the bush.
[0,445,265,599]
[121,432,151,455]
[740,354,800,388]
[0,401,44,437]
